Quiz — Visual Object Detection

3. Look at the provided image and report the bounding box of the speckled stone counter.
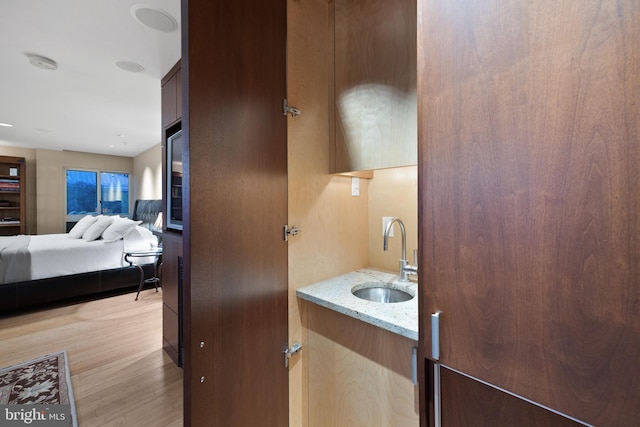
[296,268,418,341]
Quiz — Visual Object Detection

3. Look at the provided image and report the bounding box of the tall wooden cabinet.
[161,60,183,367]
[418,1,640,426]
[184,0,289,424]
[0,156,26,236]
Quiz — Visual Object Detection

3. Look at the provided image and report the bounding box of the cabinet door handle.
[431,311,440,360]
[432,312,442,427]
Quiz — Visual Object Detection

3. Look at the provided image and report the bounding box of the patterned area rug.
[0,351,77,425]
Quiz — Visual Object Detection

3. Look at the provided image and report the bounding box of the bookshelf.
[0,156,26,235]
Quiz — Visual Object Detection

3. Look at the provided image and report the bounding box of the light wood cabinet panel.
[331,0,417,173]
[308,303,419,427]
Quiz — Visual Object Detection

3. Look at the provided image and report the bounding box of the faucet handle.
[413,249,418,266]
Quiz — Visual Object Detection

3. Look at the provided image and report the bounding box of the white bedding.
[3,226,156,283]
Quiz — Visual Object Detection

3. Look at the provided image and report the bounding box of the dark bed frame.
[0,200,162,315]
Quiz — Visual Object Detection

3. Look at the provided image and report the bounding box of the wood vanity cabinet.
[307,303,418,426]
[0,156,26,236]
[161,60,183,367]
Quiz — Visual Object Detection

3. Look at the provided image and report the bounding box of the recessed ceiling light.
[0,123,13,127]
[115,60,144,73]
[26,53,58,70]
[131,5,177,32]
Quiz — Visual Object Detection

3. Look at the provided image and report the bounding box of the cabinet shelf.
[0,156,26,235]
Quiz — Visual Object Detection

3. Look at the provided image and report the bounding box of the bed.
[0,199,162,315]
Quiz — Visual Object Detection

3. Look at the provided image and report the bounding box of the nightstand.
[124,248,163,300]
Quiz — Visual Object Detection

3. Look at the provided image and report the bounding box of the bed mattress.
[0,226,156,284]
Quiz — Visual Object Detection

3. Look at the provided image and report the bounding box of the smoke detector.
[26,54,58,71]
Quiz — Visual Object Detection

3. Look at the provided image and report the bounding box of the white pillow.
[123,225,157,252]
[68,215,99,239]
[82,216,114,241]
[101,217,142,242]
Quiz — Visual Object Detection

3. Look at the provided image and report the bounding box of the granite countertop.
[296,268,418,341]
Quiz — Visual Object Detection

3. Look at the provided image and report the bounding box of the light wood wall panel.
[368,166,418,274]
[287,0,370,425]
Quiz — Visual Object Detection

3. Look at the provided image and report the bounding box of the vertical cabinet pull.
[432,312,442,427]
[431,312,440,360]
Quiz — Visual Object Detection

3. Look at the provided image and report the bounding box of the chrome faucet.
[383,217,417,281]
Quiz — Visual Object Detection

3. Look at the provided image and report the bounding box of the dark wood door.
[183,0,288,425]
[418,0,640,425]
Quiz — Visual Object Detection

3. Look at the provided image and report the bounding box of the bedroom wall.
[0,145,159,235]
[0,146,37,234]
[133,143,162,201]
[35,149,133,234]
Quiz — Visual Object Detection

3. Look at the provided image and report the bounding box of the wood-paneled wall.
[287,0,370,424]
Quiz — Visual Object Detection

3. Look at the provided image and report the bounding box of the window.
[66,169,130,220]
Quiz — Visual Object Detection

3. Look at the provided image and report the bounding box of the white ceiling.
[0,0,181,158]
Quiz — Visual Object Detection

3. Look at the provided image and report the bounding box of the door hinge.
[283,99,300,117]
[283,224,301,241]
[284,343,302,368]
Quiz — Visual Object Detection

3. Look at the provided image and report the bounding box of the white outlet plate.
[351,177,360,196]
[382,216,394,237]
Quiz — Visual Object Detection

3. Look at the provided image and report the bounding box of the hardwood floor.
[0,288,183,426]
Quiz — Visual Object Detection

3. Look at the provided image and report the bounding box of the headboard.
[132,199,162,229]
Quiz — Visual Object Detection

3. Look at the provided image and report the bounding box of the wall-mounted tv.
[166,129,183,231]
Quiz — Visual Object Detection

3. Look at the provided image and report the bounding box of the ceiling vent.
[115,60,145,73]
[26,54,57,71]
[131,5,178,32]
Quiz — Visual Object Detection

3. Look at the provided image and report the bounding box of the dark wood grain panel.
[163,303,180,365]
[161,232,182,314]
[185,0,288,425]
[161,63,179,128]
[418,0,640,425]
[439,366,583,427]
